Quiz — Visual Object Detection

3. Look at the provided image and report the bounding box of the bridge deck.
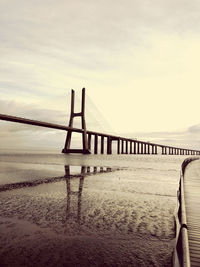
[184,159,200,266]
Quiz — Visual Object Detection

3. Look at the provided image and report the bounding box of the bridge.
[0,88,200,156]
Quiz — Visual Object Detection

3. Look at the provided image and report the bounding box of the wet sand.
[0,153,187,266]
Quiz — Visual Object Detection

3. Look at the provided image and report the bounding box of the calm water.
[0,151,189,266]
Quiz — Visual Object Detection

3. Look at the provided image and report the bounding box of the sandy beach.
[0,153,187,266]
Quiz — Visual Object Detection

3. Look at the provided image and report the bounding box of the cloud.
[121,123,200,150]
[1,0,200,145]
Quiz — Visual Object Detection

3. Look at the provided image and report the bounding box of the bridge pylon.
[62,88,91,154]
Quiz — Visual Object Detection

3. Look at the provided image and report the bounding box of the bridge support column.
[141,143,144,154]
[88,134,91,151]
[107,136,112,154]
[137,142,140,154]
[121,140,124,154]
[144,144,147,154]
[126,140,128,154]
[147,144,150,154]
[133,142,136,154]
[62,88,90,154]
[117,139,120,154]
[130,142,132,154]
[94,134,98,154]
[101,136,104,154]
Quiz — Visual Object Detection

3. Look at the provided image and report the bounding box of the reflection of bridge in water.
[0,88,200,156]
[64,165,112,223]
[0,164,114,223]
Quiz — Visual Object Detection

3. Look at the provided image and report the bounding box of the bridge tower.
[62,88,91,154]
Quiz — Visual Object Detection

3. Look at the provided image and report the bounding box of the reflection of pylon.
[65,166,86,222]
[62,88,90,154]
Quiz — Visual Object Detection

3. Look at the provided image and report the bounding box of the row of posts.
[87,133,200,155]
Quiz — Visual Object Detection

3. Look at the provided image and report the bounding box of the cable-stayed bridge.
[0,88,200,156]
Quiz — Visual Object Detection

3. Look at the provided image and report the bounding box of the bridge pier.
[137,142,140,154]
[101,136,104,154]
[88,134,91,151]
[107,136,112,154]
[126,140,128,154]
[141,143,144,154]
[94,134,98,154]
[146,143,149,154]
[144,143,147,154]
[130,141,133,154]
[121,140,124,154]
[117,139,120,154]
[133,141,137,154]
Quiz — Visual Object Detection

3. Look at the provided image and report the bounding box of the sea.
[0,150,191,266]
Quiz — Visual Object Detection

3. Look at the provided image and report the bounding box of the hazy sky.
[1,0,200,149]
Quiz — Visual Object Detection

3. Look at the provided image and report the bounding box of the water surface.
[0,152,188,266]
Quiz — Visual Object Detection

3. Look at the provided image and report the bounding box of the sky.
[1,0,200,150]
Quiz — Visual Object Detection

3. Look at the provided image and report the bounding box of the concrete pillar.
[147,144,150,154]
[94,134,98,154]
[107,136,112,154]
[130,142,132,154]
[133,142,136,154]
[101,136,104,154]
[88,134,91,151]
[117,139,120,154]
[126,140,128,154]
[137,142,140,154]
[144,144,147,154]
[155,145,158,154]
[121,140,124,154]
[141,143,144,154]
